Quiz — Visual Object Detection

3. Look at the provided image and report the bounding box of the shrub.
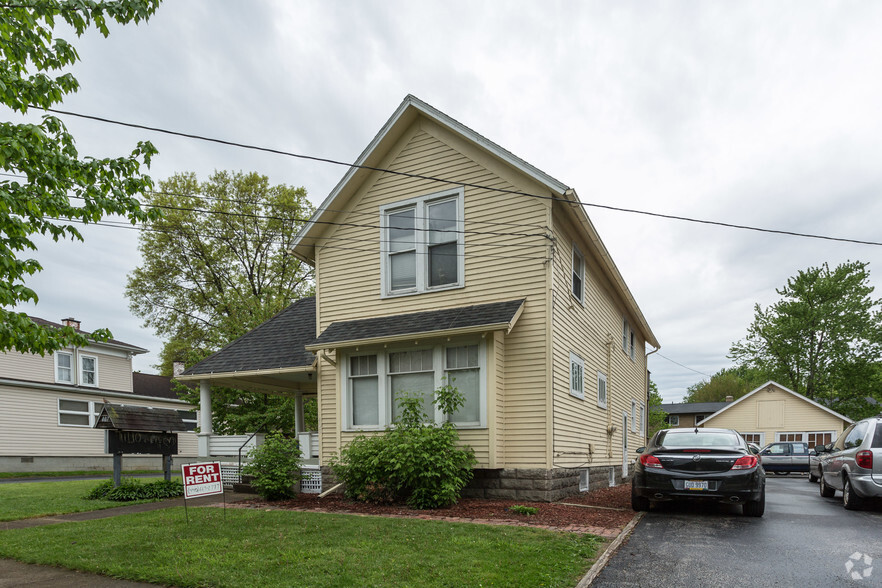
[242,431,303,500]
[509,505,539,516]
[330,380,477,509]
[84,478,184,501]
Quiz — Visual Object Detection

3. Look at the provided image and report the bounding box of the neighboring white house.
[0,316,198,472]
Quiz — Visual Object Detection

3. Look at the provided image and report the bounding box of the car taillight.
[731,455,758,470]
[856,450,873,469]
[640,454,664,469]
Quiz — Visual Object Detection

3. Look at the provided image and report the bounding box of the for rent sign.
[181,462,223,499]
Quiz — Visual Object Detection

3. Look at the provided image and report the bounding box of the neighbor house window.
[344,342,484,430]
[58,399,96,427]
[621,318,630,353]
[55,351,74,384]
[807,431,833,448]
[741,432,764,445]
[666,415,679,426]
[631,400,637,432]
[381,188,464,296]
[79,355,98,387]
[629,331,636,360]
[639,403,645,434]
[569,353,585,399]
[572,245,584,303]
[596,371,607,408]
[694,414,706,424]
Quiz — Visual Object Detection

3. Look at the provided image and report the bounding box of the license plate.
[685,480,708,491]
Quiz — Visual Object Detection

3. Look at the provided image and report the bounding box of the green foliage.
[242,432,303,500]
[647,380,668,436]
[683,366,768,404]
[729,261,882,418]
[85,478,183,501]
[509,505,539,515]
[125,170,315,434]
[330,383,477,509]
[0,0,161,355]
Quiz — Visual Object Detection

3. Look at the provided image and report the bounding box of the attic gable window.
[381,188,464,297]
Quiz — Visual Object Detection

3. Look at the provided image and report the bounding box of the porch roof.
[177,297,317,392]
[305,298,525,351]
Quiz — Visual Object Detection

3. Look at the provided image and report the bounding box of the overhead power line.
[19,106,882,247]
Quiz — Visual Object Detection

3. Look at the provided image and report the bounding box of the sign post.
[181,461,224,523]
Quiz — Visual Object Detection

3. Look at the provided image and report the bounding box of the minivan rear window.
[873,423,882,449]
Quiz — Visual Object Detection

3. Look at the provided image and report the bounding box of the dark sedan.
[631,427,766,517]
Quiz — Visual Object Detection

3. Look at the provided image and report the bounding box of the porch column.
[197,379,213,458]
[294,391,305,435]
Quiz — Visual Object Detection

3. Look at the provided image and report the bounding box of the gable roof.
[659,401,731,415]
[701,381,854,425]
[94,403,188,432]
[288,95,657,348]
[180,297,316,377]
[28,316,147,354]
[132,372,185,401]
[306,299,525,351]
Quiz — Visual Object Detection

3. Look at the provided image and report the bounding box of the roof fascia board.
[305,321,517,353]
[0,378,189,405]
[701,380,854,424]
[176,364,316,381]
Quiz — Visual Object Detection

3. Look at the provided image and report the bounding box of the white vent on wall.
[579,470,589,492]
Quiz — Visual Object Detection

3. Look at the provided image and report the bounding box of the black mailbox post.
[94,404,189,486]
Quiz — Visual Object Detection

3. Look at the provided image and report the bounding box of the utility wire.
[36,106,882,248]
[654,353,712,379]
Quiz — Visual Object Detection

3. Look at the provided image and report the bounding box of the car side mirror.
[749,446,760,455]
[814,445,827,453]
[636,446,645,454]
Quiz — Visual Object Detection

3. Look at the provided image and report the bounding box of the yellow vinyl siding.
[549,205,648,468]
[702,384,850,440]
[314,121,551,468]
[0,384,197,457]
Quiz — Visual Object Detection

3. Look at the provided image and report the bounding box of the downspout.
[645,345,660,445]
[606,333,614,458]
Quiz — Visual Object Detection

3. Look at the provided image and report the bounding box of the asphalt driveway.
[593,476,882,587]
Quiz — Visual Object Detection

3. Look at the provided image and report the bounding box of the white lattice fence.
[301,465,322,494]
[220,463,242,486]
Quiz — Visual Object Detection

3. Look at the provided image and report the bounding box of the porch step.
[232,474,258,494]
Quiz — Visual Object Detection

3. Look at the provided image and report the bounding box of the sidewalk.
[1,492,253,587]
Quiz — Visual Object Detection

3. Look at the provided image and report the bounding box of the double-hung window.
[58,399,102,427]
[381,189,464,296]
[621,318,630,354]
[344,342,484,429]
[569,352,585,399]
[572,245,584,303]
[597,371,608,408]
[55,351,74,384]
[80,355,98,386]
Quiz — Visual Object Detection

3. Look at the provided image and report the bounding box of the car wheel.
[819,474,835,498]
[631,482,650,512]
[773,471,789,476]
[843,477,865,511]
[743,486,765,517]
[808,469,819,483]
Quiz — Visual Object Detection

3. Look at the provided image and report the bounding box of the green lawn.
[0,508,602,587]
[0,479,157,521]
[0,470,161,479]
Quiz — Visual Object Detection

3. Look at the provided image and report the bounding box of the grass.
[0,508,603,587]
[0,470,162,479]
[0,479,161,521]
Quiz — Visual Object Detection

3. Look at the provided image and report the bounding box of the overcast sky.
[10,1,882,402]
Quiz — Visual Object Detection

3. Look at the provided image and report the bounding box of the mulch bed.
[229,483,635,537]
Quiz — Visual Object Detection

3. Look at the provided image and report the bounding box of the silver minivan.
[816,415,882,510]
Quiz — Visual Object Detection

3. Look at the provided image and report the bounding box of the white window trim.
[740,432,766,446]
[55,350,74,384]
[571,244,585,304]
[621,317,630,354]
[341,340,486,431]
[78,354,99,387]
[639,403,646,435]
[596,371,608,409]
[569,352,585,399]
[57,398,101,428]
[667,414,680,426]
[379,188,465,298]
[631,400,637,432]
[775,432,806,442]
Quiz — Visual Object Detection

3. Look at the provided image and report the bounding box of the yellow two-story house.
[182,96,658,500]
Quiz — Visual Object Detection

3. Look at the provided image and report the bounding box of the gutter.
[0,378,190,405]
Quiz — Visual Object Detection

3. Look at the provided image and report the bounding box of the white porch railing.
[209,434,265,457]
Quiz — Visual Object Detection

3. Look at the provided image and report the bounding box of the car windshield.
[658,431,741,448]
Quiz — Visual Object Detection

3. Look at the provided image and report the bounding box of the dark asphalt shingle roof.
[659,402,731,415]
[309,299,525,348]
[28,316,147,353]
[132,372,185,400]
[94,403,188,432]
[182,297,316,376]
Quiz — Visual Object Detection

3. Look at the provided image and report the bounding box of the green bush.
[84,478,184,501]
[242,431,303,500]
[330,380,477,509]
[509,505,539,516]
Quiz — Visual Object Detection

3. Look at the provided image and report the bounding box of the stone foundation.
[320,465,629,502]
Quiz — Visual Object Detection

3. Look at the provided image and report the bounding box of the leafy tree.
[646,380,668,436]
[729,261,882,418]
[0,0,161,354]
[126,170,315,434]
[683,366,768,404]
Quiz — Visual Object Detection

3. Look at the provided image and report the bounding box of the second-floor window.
[380,189,464,297]
[55,351,74,383]
[80,355,98,387]
[572,245,584,303]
